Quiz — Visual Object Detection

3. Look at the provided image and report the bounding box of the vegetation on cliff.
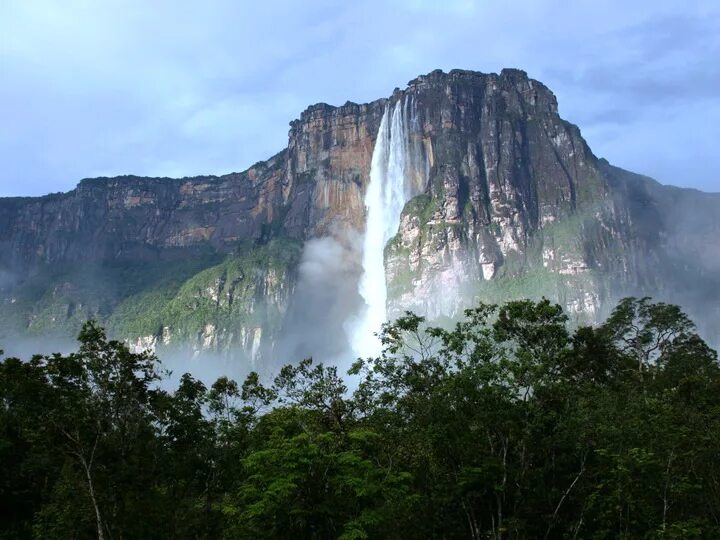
[109,238,301,345]
[2,297,719,539]
[0,239,301,358]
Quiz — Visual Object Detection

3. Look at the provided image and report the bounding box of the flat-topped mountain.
[1,69,718,360]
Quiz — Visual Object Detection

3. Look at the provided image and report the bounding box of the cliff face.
[284,101,386,236]
[0,68,606,272]
[1,68,718,358]
[0,160,285,268]
[0,101,386,269]
[378,69,613,319]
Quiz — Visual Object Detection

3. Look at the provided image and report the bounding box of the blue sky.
[1,0,718,197]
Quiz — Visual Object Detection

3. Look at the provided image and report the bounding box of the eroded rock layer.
[1,68,718,360]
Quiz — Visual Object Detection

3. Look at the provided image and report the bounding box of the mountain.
[1,68,718,362]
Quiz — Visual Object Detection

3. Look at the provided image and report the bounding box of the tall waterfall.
[350,97,414,358]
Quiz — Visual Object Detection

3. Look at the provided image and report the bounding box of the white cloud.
[0,0,718,195]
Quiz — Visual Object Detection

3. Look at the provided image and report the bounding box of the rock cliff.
[1,68,718,359]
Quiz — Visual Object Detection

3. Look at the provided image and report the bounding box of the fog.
[0,269,17,290]
[273,231,364,372]
[1,336,78,360]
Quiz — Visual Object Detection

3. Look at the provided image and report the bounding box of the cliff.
[1,68,718,359]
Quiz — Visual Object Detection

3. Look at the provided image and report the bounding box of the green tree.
[2,298,719,538]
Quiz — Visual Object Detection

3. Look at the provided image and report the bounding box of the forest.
[1,297,719,539]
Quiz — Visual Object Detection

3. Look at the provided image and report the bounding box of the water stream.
[351,97,415,358]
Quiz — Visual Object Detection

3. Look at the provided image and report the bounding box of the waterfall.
[350,97,414,358]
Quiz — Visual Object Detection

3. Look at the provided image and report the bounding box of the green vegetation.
[540,211,586,253]
[0,239,301,349]
[386,263,416,298]
[385,193,437,256]
[109,238,301,342]
[403,192,437,225]
[2,297,719,538]
[0,255,222,339]
[472,264,559,302]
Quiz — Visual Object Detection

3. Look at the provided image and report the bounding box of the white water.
[350,98,413,358]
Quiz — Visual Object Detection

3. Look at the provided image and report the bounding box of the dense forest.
[1,297,719,539]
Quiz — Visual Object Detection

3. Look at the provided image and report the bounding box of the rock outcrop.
[1,68,718,358]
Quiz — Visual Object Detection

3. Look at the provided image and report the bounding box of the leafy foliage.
[1,297,719,538]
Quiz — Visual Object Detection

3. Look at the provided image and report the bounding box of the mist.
[0,269,17,291]
[274,231,364,371]
[0,336,78,360]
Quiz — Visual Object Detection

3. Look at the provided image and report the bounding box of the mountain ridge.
[1,68,718,360]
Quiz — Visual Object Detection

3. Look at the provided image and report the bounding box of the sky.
[1,0,719,197]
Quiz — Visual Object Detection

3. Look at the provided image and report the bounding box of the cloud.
[273,231,363,369]
[0,0,718,196]
[546,13,720,106]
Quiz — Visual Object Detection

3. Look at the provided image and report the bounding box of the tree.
[2,298,719,538]
[17,322,162,539]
